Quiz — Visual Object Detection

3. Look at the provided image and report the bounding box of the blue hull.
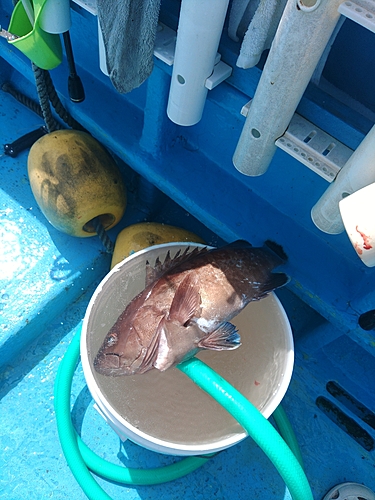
[1,1,374,498]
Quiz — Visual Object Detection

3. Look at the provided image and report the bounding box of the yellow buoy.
[28,130,126,237]
[111,222,206,269]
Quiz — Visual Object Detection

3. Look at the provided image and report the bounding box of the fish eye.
[106,334,117,347]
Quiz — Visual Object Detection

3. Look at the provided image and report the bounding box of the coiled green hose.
[54,329,313,499]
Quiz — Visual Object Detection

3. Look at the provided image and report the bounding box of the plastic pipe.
[167,0,229,126]
[39,0,72,34]
[311,124,375,234]
[233,0,342,176]
[55,328,311,499]
[21,0,35,24]
[178,358,313,500]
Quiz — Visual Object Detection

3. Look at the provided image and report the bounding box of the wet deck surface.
[1,80,375,500]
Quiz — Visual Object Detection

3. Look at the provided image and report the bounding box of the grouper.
[94,241,289,376]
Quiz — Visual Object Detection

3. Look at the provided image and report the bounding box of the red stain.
[254,380,260,386]
[356,226,373,250]
[354,241,363,255]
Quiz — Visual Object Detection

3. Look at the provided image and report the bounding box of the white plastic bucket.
[81,242,294,456]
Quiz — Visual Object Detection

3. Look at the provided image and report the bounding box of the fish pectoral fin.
[137,317,164,373]
[153,319,175,371]
[168,273,201,325]
[198,322,241,351]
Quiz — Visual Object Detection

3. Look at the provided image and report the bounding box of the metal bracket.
[275,114,353,182]
[240,102,353,182]
[338,0,375,33]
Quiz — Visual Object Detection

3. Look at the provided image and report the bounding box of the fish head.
[93,304,165,376]
[93,325,149,376]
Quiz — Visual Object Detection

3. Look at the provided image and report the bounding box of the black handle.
[3,126,47,157]
[63,31,85,103]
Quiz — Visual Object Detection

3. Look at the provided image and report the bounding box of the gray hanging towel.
[97,0,162,93]
[228,0,287,69]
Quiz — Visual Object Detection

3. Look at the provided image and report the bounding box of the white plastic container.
[81,243,294,456]
[311,124,375,234]
[339,182,375,267]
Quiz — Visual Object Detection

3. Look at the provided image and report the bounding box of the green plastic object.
[54,327,313,500]
[8,0,62,70]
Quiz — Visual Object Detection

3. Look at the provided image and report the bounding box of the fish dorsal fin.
[198,322,241,350]
[168,273,201,325]
[145,245,208,287]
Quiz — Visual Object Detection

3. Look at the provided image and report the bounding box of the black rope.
[43,71,86,132]
[4,65,85,132]
[32,64,59,133]
[92,217,115,254]
[3,75,85,133]
[1,81,54,124]
[2,81,41,116]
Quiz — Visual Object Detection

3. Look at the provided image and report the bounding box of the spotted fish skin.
[94,241,289,376]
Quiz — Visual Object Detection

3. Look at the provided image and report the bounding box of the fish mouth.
[93,352,144,376]
[93,352,122,375]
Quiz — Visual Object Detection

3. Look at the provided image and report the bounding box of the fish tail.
[258,272,290,298]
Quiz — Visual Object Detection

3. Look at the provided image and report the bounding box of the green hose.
[77,435,212,485]
[177,358,313,500]
[55,331,112,500]
[54,328,313,499]
[272,404,304,468]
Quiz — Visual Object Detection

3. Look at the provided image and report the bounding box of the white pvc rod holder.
[39,0,72,34]
[232,0,343,176]
[311,124,375,234]
[167,0,230,126]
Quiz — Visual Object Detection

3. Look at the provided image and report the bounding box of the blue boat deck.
[1,1,375,498]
